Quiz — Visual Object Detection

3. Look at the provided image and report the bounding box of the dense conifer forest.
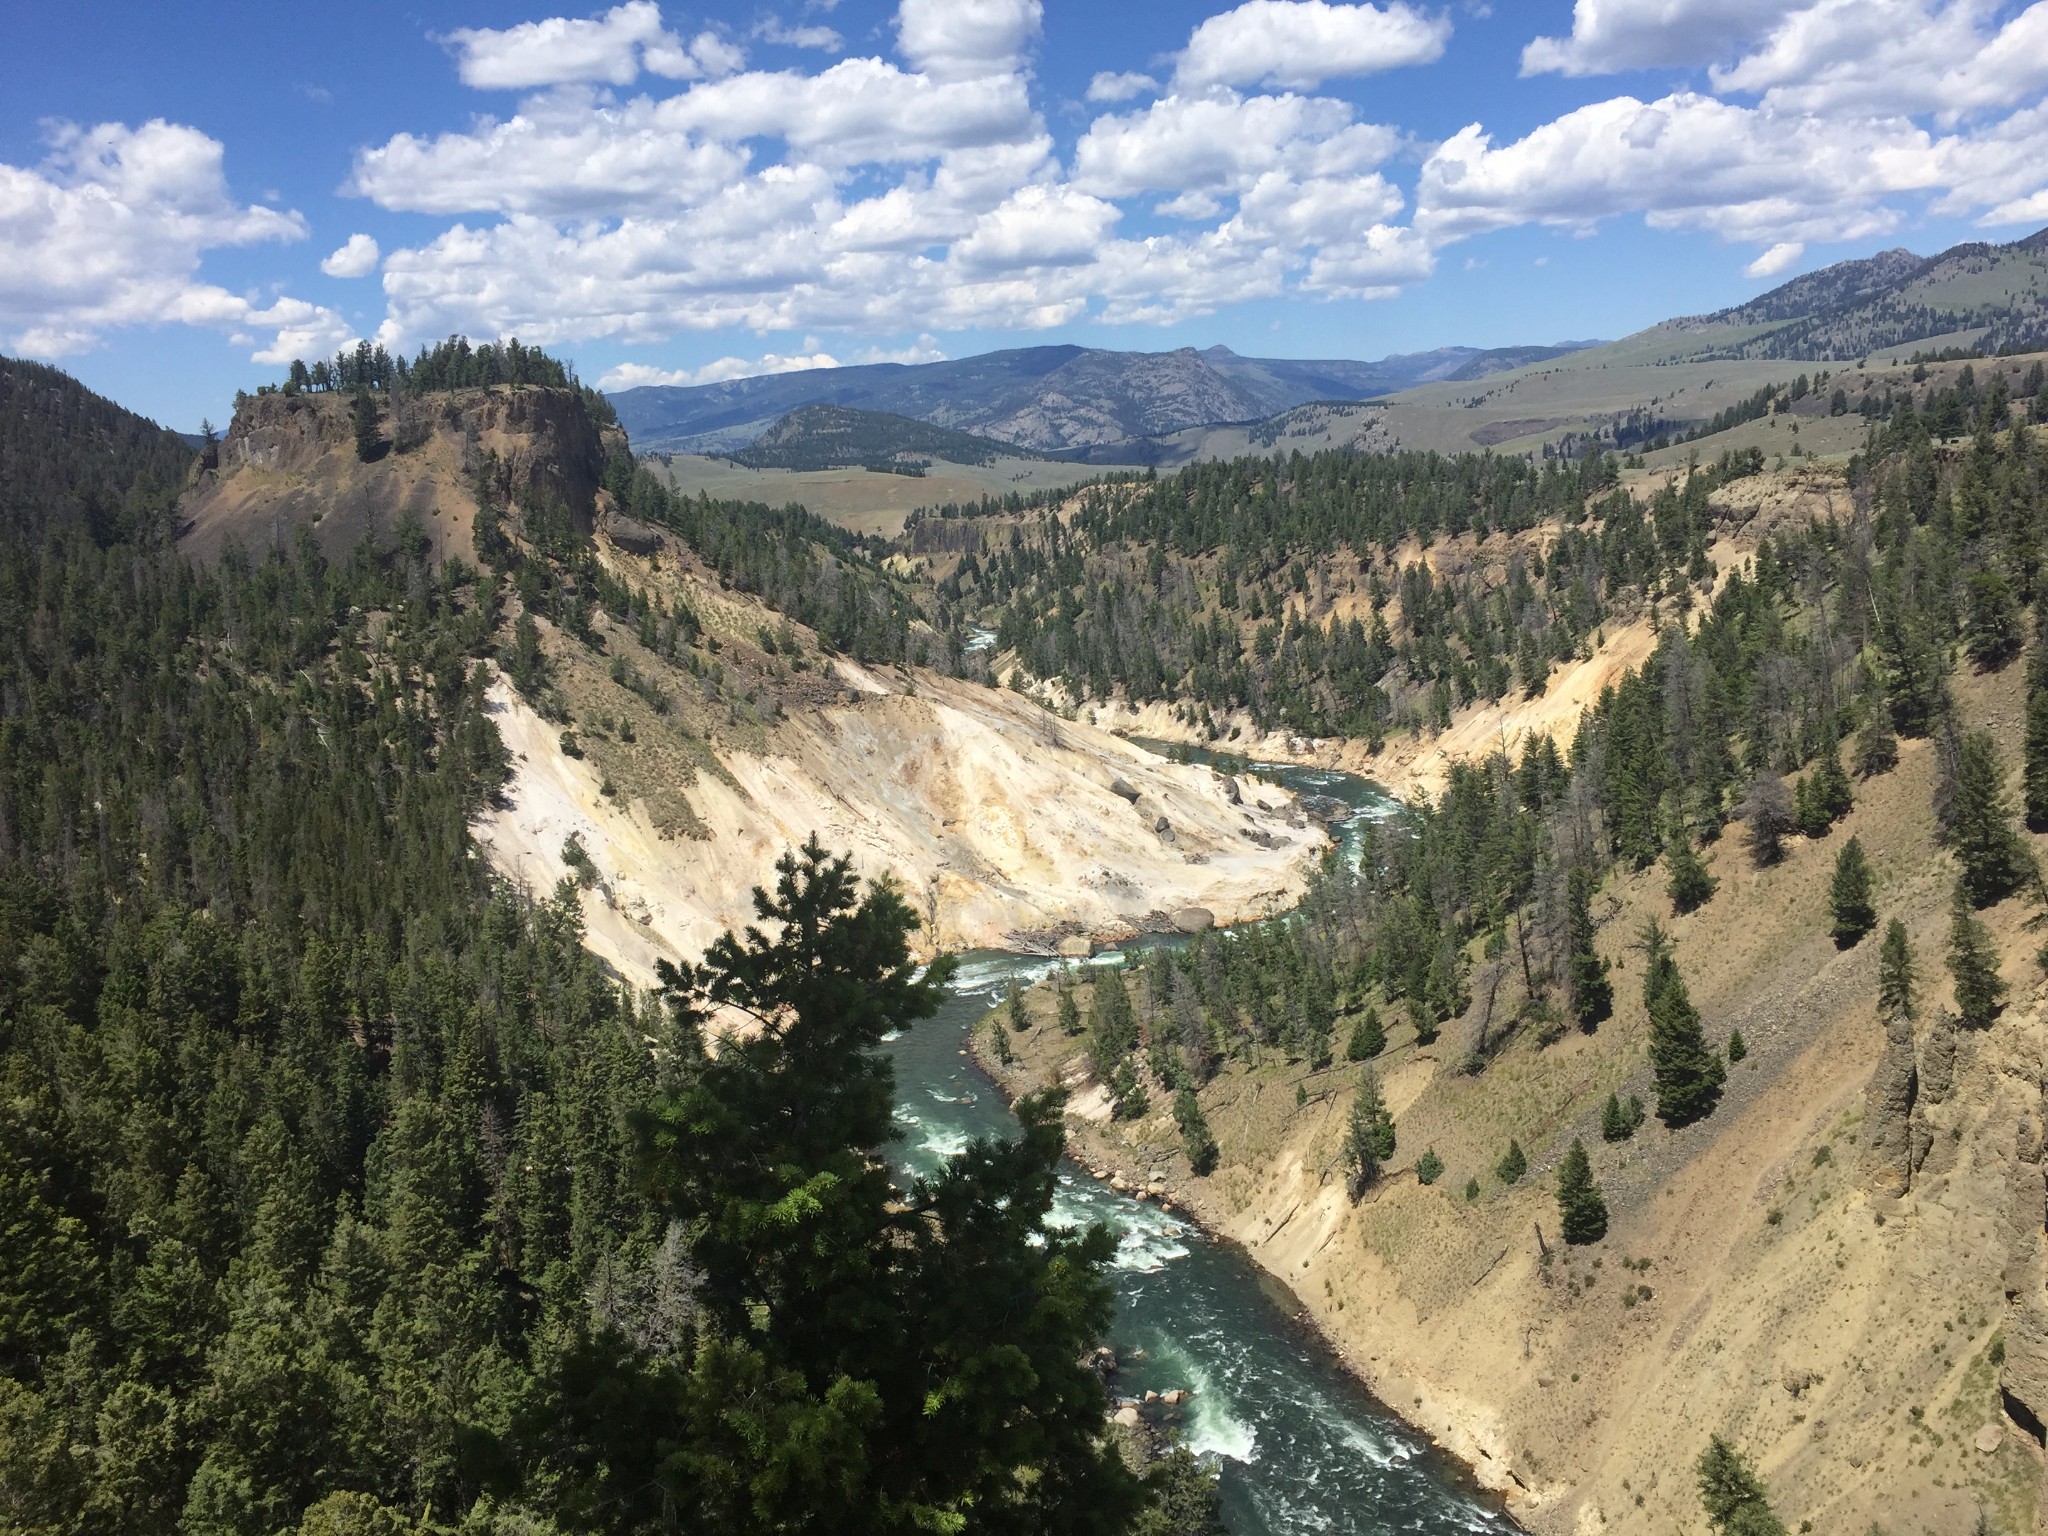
[0,356,1147,1536]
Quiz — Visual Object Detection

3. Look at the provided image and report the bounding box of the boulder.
[1113,1404,1142,1429]
[1219,775,1242,805]
[1161,1389,1190,1406]
[1172,907,1215,933]
[1153,815,1174,843]
[1057,935,1094,959]
[1109,778,1141,803]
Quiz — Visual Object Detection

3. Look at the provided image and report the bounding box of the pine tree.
[1696,1436,1788,1536]
[1853,699,1899,778]
[1057,980,1082,1035]
[1601,1092,1644,1142]
[1948,882,2007,1030]
[1878,918,1916,1017]
[1951,732,2032,906]
[1964,568,2022,671]
[1496,1139,1527,1184]
[1346,1006,1386,1061]
[1566,865,1612,1030]
[1555,1138,1608,1244]
[2027,618,2048,831]
[1415,1148,1444,1185]
[1667,832,1718,915]
[1346,1070,1397,1198]
[1174,1088,1219,1176]
[1726,1028,1747,1064]
[1643,922,1725,1127]
[1006,979,1029,1031]
[350,387,380,461]
[1829,836,1877,948]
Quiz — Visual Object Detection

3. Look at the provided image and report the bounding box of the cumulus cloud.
[1175,1,1449,92]
[0,118,345,360]
[1521,0,1788,77]
[1414,92,1939,247]
[896,0,1042,81]
[442,2,743,89]
[1087,70,1158,103]
[320,232,380,277]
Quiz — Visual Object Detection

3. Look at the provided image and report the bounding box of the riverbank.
[974,663,2048,1536]
[970,984,1547,1524]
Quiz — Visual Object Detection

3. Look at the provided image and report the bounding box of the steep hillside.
[0,353,194,540]
[186,377,1325,976]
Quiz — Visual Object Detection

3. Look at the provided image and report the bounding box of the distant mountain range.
[608,341,1598,456]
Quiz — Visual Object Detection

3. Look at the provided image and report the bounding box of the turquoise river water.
[880,747,1517,1534]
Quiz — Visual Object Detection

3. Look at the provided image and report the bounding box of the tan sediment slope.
[987,657,2048,1536]
[474,661,1325,987]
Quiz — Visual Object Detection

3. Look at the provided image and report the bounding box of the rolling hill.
[727,403,1049,471]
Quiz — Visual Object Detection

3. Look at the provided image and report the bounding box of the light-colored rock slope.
[475,661,1324,987]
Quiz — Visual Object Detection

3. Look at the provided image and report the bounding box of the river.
[881,747,1516,1535]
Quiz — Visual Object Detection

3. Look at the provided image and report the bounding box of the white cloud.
[1175,1,1449,92]
[1087,71,1158,103]
[320,232,380,277]
[754,18,844,50]
[1745,240,1804,277]
[896,0,1042,82]
[442,2,743,89]
[1073,92,1396,199]
[952,184,1120,270]
[1521,0,1788,76]
[0,118,346,360]
[1709,0,2048,122]
[1414,92,1940,247]
[598,348,841,389]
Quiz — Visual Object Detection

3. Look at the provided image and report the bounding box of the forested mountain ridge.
[728,403,1049,471]
[1672,224,2048,362]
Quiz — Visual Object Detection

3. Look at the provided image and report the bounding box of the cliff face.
[182,385,618,563]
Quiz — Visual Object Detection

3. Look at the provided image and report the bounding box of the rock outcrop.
[1862,997,1919,1198]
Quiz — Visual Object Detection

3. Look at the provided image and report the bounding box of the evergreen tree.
[1566,865,1613,1030]
[1496,1139,1528,1184]
[2027,621,2048,831]
[1951,732,2032,905]
[635,840,1145,1533]
[1696,1436,1788,1536]
[1667,832,1718,915]
[1829,836,1877,948]
[1346,1006,1386,1060]
[1007,978,1029,1031]
[1057,979,1082,1035]
[1963,568,2022,671]
[1601,1092,1644,1142]
[1174,1088,1219,1176]
[1947,882,2007,1030]
[1727,1028,1747,1064]
[1555,1138,1608,1244]
[1853,699,1900,778]
[1345,1070,1397,1199]
[1415,1148,1444,1185]
[1643,922,1725,1127]
[350,387,380,461]
[1878,918,1917,1017]
[1132,1446,1226,1536]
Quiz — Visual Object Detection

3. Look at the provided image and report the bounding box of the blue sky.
[6,0,2048,430]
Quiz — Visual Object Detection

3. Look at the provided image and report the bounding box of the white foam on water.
[1338,1416,1416,1470]
[919,1126,971,1160]
[880,1029,903,1042]
[1173,1353,1258,1465]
